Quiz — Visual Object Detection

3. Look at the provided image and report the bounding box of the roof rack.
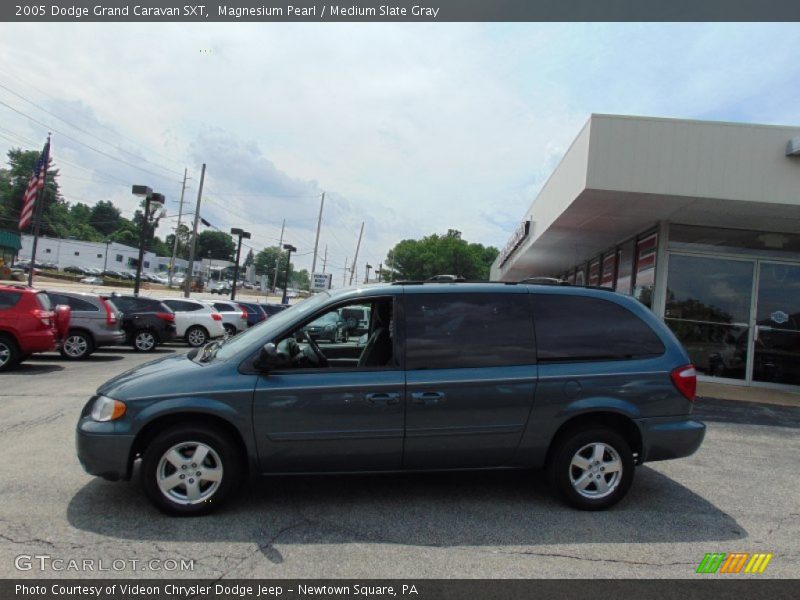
[518,277,571,286]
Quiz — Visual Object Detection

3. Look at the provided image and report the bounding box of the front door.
[252,295,404,473]
[751,262,800,386]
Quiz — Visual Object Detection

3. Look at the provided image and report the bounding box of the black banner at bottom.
[3,579,800,600]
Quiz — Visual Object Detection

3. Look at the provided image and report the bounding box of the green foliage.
[196,230,235,261]
[89,201,122,236]
[254,246,293,289]
[291,268,311,291]
[386,229,499,281]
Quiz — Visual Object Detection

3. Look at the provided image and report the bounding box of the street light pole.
[281,243,296,304]
[131,185,152,296]
[230,227,251,301]
[365,263,372,284]
[103,239,111,274]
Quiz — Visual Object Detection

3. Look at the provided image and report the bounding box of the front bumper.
[75,417,134,481]
[637,416,706,463]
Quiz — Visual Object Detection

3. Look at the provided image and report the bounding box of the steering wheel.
[303,333,329,368]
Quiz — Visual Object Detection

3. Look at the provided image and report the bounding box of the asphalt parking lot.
[0,349,798,579]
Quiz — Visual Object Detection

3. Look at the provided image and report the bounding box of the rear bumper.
[18,330,58,354]
[75,417,134,481]
[637,416,706,463]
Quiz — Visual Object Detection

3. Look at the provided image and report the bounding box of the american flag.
[19,138,51,230]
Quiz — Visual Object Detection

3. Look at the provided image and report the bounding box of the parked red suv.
[0,284,63,371]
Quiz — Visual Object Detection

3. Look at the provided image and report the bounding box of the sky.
[0,22,798,285]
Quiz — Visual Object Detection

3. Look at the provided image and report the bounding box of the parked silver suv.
[46,291,125,359]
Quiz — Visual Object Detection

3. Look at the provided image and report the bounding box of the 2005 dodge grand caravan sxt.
[77,281,705,516]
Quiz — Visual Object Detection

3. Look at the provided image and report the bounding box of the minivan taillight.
[100,298,117,325]
[156,312,174,322]
[671,365,697,402]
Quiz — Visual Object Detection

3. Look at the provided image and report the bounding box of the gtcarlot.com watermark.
[15,554,194,572]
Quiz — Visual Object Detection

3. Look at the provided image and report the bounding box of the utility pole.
[322,245,328,274]
[272,218,285,294]
[169,168,189,287]
[184,163,206,298]
[349,221,364,286]
[377,262,382,282]
[342,256,348,287]
[311,192,324,275]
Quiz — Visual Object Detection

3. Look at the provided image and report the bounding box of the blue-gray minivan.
[76,282,705,515]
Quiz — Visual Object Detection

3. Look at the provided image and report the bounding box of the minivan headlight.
[90,396,127,422]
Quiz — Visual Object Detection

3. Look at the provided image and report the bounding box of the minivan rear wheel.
[547,427,634,510]
[141,424,241,516]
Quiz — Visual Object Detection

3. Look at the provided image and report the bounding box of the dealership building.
[491,114,800,390]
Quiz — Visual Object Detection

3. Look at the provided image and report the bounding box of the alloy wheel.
[135,331,156,351]
[569,442,623,499]
[0,342,10,367]
[187,327,207,347]
[63,334,89,358]
[156,441,223,505]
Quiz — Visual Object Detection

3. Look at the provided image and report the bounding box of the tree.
[196,230,235,261]
[243,248,254,268]
[164,224,192,260]
[255,246,293,289]
[291,268,310,291]
[89,201,122,236]
[0,148,61,233]
[386,229,499,280]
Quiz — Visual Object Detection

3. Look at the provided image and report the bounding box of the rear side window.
[64,296,98,312]
[532,295,665,362]
[165,300,202,312]
[213,302,233,312]
[405,293,536,369]
[0,291,22,309]
[35,293,52,311]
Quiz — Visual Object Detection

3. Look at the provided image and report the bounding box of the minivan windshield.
[211,292,331,361]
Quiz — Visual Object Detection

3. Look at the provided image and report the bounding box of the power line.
[0,82,184,178]
[0,99,183,184]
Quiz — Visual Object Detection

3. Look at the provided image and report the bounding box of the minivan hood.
[97,352,203,400]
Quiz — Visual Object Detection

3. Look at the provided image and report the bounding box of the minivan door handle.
[364,392,400,406]
[410,391,446,406]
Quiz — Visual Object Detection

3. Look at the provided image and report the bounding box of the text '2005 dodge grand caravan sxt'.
[76,282,705,516]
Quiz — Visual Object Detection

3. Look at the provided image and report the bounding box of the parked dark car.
[258,303,290,318]
[236,301,267,327]
[46,291,126,359]
[105,295,176,352]
[305,311,348,343]
[77,282,705,516]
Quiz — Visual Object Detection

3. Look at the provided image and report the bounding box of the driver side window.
[273,298,396,371]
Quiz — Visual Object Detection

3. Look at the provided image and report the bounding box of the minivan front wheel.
[141,424,241,516]
[548,427,634,510]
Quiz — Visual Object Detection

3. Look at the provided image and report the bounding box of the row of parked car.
[0,283,290,370]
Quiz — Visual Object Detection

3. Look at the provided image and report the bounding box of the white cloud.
[1,22,798,278]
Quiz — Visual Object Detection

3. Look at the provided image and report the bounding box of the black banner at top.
[3,0,800,22]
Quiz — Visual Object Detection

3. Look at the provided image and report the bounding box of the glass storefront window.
[575,266,586,285]
[601,254,616,288]
[633,232,657,307]
[753,262,800,385]
[665,254,754,380]
[588,259,600,286]
[615,239,635,295]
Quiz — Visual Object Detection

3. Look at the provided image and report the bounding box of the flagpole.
[27,134,51,287]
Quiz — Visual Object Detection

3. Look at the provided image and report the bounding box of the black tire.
[132,329,158,352]
[60,330,94,360]
[140,423,242,516]
[547,426,634,510]
[223,323,236,337]
[0,334,20,372]
[185,325,208,348]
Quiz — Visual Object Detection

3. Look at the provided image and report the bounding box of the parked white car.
[159,298,225,347]
[199,299,249,337]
